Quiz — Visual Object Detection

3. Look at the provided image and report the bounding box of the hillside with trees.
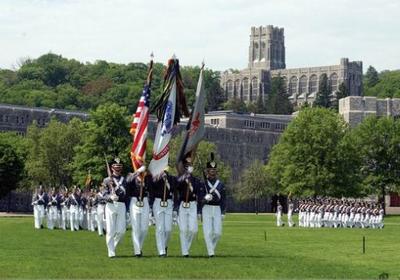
[0,53,225,113]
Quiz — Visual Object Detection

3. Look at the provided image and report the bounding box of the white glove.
[137,165,146,173]
[173,211,178,220]
[222,214,225,220]
[197,214,202,221]
[111,194,118,202]
[205,194,213,202]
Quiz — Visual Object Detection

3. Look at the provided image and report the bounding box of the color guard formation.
[31,154,226,258]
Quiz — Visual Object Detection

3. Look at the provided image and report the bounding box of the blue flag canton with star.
[143,85,151,107]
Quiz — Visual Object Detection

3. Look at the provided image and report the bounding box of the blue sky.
[1,0,399,72]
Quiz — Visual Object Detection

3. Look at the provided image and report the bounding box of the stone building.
[339,96,400,127]
[221,25,363,107]
[0,103,89,135]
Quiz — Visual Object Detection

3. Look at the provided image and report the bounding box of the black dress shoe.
[209,255,214,258]
[183,254,189,258]
[159,254,166,258]
[135,254,142,258]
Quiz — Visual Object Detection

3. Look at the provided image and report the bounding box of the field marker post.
[363,236,365,254]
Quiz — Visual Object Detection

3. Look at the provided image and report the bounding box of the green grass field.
[0,214,399,279]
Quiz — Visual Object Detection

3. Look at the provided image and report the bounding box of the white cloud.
[0,0,399,72]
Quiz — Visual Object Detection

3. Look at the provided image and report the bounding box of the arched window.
[242,78,249,101]
[330,73,338,92]
[226,80,233,99]
[234,79,241,98]
[253,43,259,60]
[260,42,266,59]
[289,76,298,95]
[251,77,258,101]
[282,77,288,94]
[309,75,318,93]
[299,75,307,95]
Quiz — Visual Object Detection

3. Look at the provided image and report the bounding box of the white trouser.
[305,212,310,227]
[202,205,222,256]
[47,206,58,230]
[61,206,68,230]
[87,210,96,231]
[376,215,384,229]
[276,212,282,227]
[298,211,303,227]
[287,211,294,227]
[79,207,87,229]
[97,204,106,235]
[153,198,173,255]
[309,212,315,228]
[105,202,126,258]
[70,205,80,231]
[317,212,322,228]
[178,201,198,256]
[33,205,45,229]
[354,213,361,227]
[130,197,150,255]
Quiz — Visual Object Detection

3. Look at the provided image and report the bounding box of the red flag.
[130,59,153,171]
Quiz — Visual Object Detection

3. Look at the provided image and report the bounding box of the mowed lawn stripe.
[0,215,399,279]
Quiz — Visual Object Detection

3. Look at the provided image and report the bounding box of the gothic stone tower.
[248,25,286,70]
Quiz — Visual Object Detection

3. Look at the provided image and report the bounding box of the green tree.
[0,133,26,198]
[72,103,131,186]
[255,94,267,113]
[365,66,379,88]
[234,160,274,213]
[169,132,231,184]
[364,70,400,98]
[223,98,247,113]
[332,82,349,111]
[25,118,83,187]
[267,107,361,197]
[314,74,331,108]
[350,116,400,212]
[266,76,293,114]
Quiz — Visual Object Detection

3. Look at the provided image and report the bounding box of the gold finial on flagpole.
[150,52,154,60]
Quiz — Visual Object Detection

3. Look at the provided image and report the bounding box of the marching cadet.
[276,201,283,227]
[149,169,177,257]
[87,189,97,232]
[69,186,81,231]
[199,153,226,258]
[59,187,69,230]
[126,166,150,257]
[103,158,128,258]
[47,187,60,230]
[176,157,202,257]
[31,184,47,229]
[287,199,294,227]
[95,185,107,236]
[79,188,87,230]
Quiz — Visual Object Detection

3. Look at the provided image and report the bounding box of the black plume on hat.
[206,152,217,169]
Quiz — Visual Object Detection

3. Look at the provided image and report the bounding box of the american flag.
[130,61,153,171]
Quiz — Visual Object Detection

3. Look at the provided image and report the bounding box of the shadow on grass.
[114,254,272,259]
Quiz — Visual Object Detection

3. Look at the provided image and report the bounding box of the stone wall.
[339,96,400,127]
[0,103,89,135]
